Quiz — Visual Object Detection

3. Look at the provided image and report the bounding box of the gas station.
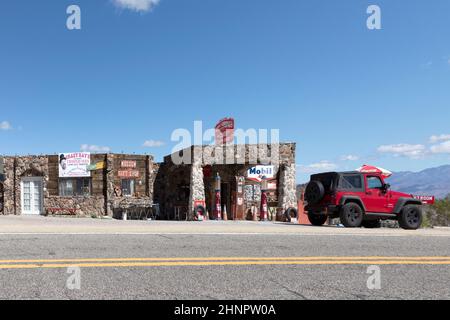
[153,142,298,222]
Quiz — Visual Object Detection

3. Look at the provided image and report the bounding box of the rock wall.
[148,160,159,206]
[200,144,285,166]
[278,163,297,210]
[45,196,105,217]
[188,162,205,219]
[106,154,115,216]
[1,157,15,215]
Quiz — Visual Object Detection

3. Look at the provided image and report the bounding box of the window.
[121,179,135,197]
[339,175,363,190]
[367,176,383,189]
[59,178,91,197]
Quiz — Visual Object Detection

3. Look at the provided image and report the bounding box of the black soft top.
[310,172,364,192]
[310,171,361,179]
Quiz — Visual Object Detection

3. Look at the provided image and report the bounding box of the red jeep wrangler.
[304,171,424,230]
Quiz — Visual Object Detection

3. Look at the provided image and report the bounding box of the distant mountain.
[386,165,450,199]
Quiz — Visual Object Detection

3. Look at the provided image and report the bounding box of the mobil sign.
[247,165,275,182]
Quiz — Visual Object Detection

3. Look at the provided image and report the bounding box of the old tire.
[284,208,298,222]
[399,205,423,230]
[340,203,364,228]
[305,181,325,205]
[308,212,328,226]
[362,219,381,229]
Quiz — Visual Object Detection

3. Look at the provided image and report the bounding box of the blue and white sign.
[247,165,275,182]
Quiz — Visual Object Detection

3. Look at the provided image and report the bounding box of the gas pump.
[214,173,222,220]
[260,176,268,221]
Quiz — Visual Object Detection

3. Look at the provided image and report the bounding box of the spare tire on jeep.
[305,181,325,205]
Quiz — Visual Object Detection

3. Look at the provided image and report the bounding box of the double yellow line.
[0,256,450,269]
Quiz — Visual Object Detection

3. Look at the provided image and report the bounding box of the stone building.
[154,143,297,220]
[0,154,156,217]
[0,143,296,220]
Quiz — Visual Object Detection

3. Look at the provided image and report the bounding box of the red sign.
[215,118,235,145]
[121,160,137,168]
[413,195,435,205]
[118,170,139,178]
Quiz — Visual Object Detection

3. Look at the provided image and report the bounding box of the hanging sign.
[121,160,137,168]
[118,170,139,178]
[87,161,106,171]
[59,153,91,178]
[215,118,235,145]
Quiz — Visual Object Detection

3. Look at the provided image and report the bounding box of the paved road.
[0,216,449,300]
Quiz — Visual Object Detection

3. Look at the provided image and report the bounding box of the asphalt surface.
[0,216,449,300]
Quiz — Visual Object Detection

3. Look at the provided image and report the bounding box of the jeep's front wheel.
[340,203,363,228]
[399,205,423,230]
[307,212,328,226]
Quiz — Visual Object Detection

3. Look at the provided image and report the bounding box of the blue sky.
[0,0,449,182]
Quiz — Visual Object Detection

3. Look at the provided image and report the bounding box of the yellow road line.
[1,260,450,269]
[0,256,450,264]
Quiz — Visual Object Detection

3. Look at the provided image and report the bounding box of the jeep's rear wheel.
[307,211,328,226]
[362,219,381,229]
[399,205,423,230]
[340,203,363,228]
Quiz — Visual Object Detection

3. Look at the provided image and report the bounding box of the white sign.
[247,165,275,182]
[59,153,91,178]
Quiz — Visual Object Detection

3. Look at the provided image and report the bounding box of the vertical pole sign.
[214,173,222,220]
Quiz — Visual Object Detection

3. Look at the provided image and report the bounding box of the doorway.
[21,177,43,215]
[221,182,232,220]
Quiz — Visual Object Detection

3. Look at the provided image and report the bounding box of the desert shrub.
[425,195,450,227]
